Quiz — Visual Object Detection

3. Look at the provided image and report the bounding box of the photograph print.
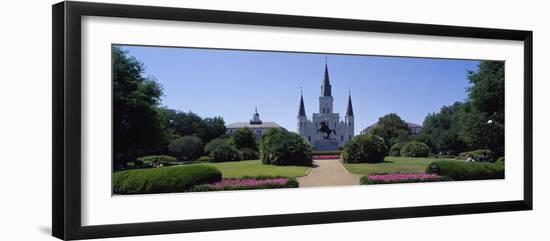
[112,45,505,195]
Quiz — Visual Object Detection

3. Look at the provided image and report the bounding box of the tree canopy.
[232,127,258,150]
[369,113,410,148]
[112,46,167,164]
[417,61,505,157]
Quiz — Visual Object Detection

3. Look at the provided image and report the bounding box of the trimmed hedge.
[426,160,504,181]
[494,157,505,166]
[259,128,313,166]
[239,148,259,160]
[341,134,388,163]
[113,165,222,194]
[401,141,430,157]
[459,149,491,160]
[136,155,178,167]
[389,142,404,157]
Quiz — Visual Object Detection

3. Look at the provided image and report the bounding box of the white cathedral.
[297,63,355,150]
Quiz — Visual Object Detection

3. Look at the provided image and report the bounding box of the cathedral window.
[341,135,343,141]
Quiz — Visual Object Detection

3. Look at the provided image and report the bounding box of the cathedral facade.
[297,63,354,150]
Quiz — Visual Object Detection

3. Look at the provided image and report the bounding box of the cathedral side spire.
[346,92,354,116]
[298,88,306,117]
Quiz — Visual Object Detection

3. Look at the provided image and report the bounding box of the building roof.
[226,122,284,129]
[346,93,354,116]
[407,122,422,128]
[321,63,332,96]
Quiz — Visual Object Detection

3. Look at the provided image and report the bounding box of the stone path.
[297,159,362,187]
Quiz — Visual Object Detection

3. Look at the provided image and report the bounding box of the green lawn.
[342,156,458,176]
[186,160,311,178]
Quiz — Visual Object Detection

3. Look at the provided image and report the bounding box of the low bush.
[190,176,299,192]
[425,160,504,181]
[341,134,388,163]
[459,149,491,160]
[360,173,451,185]
[196,156,210,162]
[389,142,404,157]
[204,138,232,155]
[209,143,241,162]
[113,165,222,194]
[168,136,204,162]
[136,155,178,167]
[401,141,430,157]
[259,129,313,166]
[239,148,259,160]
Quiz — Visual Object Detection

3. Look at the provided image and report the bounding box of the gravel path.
[297,159,362,187]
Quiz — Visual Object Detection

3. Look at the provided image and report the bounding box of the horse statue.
[317,120,337,139]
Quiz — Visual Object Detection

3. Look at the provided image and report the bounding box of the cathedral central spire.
[321,61,332,97]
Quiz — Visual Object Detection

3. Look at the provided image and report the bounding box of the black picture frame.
[52,1,533,240]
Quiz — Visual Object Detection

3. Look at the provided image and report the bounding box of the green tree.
[460,61,505,157]
[164,110,226,144]
[232,128,257,150]
[369,113,410,148]
[112,47,167,165]
[419,102,467,154]
[200,117,227,143]
[168,136,204,162]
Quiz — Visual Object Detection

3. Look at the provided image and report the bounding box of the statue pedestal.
[313,138,339,151]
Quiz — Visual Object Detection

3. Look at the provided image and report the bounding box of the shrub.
[341,134,388,163]
[389,142,404,157]
[204,138,232,155]
[190,176,298,192]
[113,165,222,194]
[209,143,242,162]
[136,155,178,167]
[459,149,491,160]
[401,141,430,157]
[259,128,313,166]
[239,148,259,160]
[232,128,258,150]
[360,173,451,185]
[196,156,210,162]
[426,160,504,181]
[168,136,203,162]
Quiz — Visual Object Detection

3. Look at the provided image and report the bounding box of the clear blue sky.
[118,45,479,132]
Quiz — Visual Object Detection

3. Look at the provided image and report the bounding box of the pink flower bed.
[368,173,439,182]
[191,177,298,191]
[209,178,288,188]
[361,172,450,185]
[313,154,340,160]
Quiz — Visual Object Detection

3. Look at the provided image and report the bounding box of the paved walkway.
[297,159,362,187]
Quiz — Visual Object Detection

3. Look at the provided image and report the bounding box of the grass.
[342,156,459,175]
[186,160,311,178]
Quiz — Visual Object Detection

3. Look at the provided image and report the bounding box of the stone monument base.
[313,138,339,151]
